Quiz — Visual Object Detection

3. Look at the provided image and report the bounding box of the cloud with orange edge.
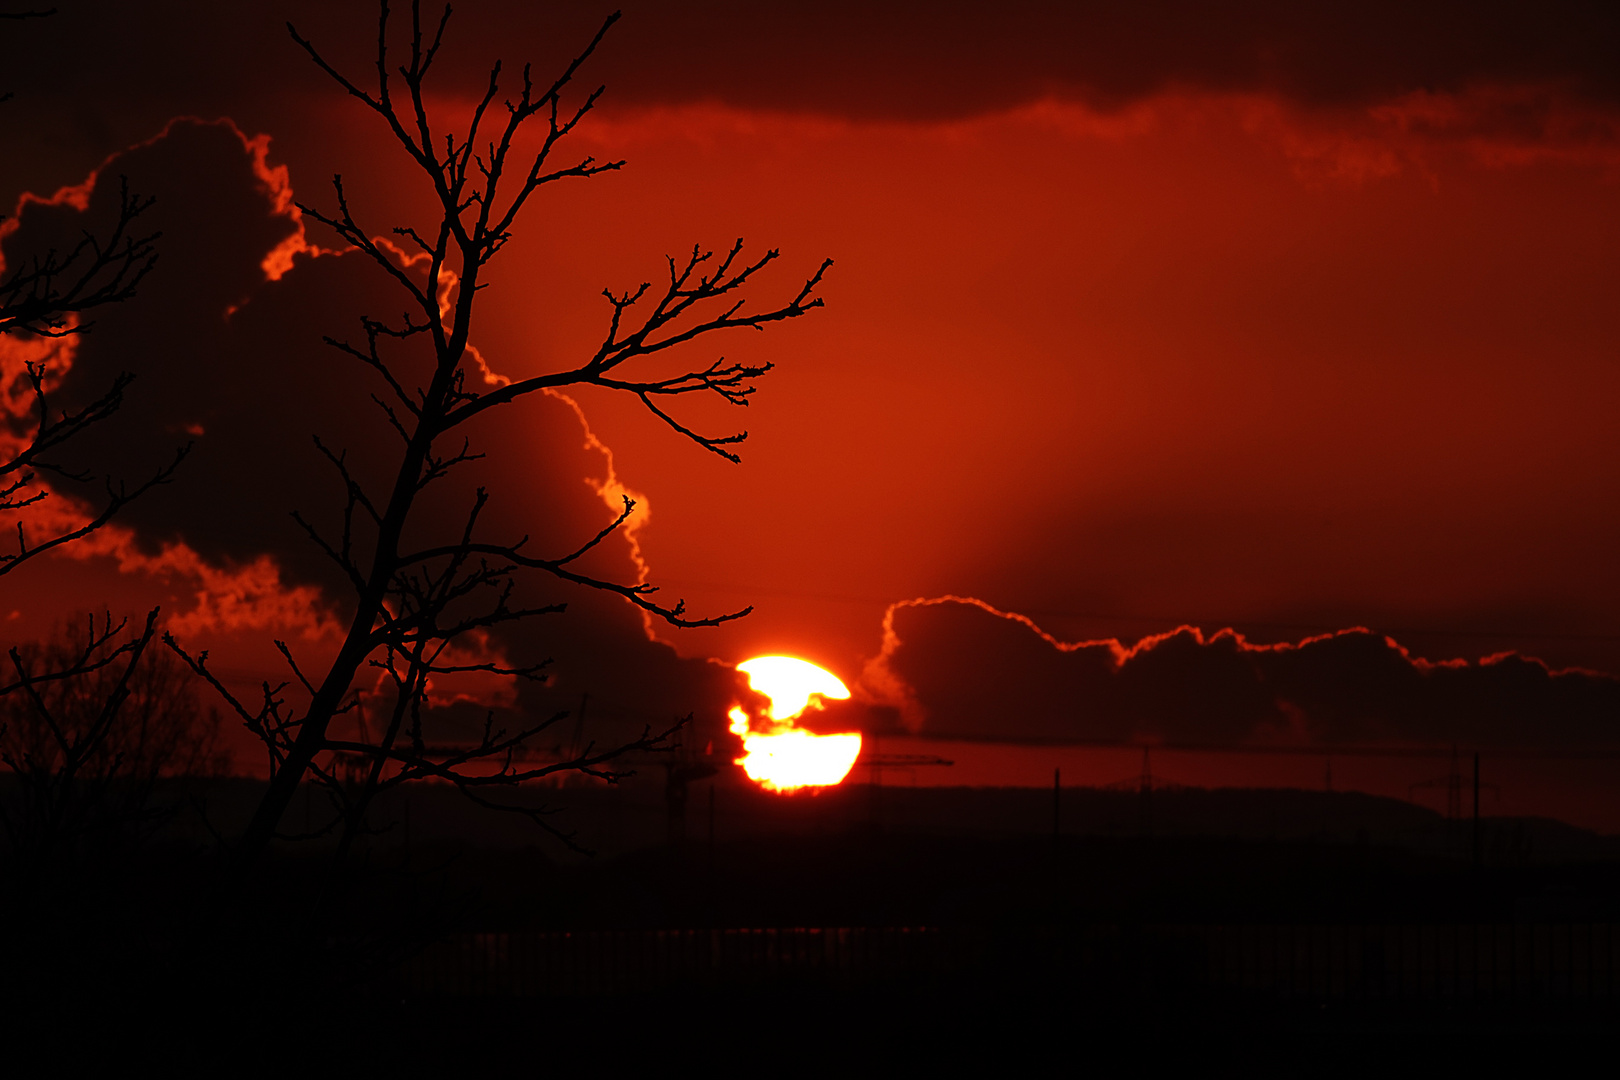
[865,595,1620,750]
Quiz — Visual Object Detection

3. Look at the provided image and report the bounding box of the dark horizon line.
[869,734,1620,760]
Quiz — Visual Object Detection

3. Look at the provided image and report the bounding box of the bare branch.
[0,442,191,581]
[0,177,160,337]
[437,252,832,449]
[556,493,636,566]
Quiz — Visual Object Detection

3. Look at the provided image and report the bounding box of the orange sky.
[5,2,1620,822]
[520,94,1620,679]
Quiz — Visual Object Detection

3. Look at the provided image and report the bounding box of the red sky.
[5,2,1620,825]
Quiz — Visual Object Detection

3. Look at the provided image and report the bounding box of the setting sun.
[730,656,862,792]
[736,655,851,719]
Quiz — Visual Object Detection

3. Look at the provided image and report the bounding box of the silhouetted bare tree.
[1,611,224,863]
[166,1,829,859]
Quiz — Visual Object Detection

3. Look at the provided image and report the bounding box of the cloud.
[866,595,1620,749]
[8,1,1620,187]
[583,1,1620,120]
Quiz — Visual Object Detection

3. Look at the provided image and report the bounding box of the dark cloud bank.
[874,599,1620,750]
[4,1,1619,171]
[49,2,1620,112]
[585,0,1620,117]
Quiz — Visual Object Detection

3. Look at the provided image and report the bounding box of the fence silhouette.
[395,922,1620,1003]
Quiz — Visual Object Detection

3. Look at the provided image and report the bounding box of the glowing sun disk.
[731,655,861,792]
[735,655,850,719]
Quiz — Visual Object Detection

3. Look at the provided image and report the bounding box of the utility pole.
[1447,745,1462,822]
[1052,766,1061,843]
[1472,751,1481,868]
[1138,746,1153,836]
[869,731,882,829]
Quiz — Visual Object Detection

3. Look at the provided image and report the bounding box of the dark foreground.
[4,778,1619,1065]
